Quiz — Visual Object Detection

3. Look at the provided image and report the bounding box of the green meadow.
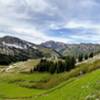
[0,58,100,100]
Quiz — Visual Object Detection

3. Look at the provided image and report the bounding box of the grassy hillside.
[0,69,99,100]
[38,46,61,57]
[35,69,100,100]
[0,56,100,100]
[1,59,40,73]
[0,72,51,99]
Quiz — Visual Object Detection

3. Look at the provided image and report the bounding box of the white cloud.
[25,0,50,12]
[65,21,100,29]
[11,27,73,44]
[0,0,100,44]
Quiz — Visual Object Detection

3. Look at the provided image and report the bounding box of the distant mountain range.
[0,36,100,64]
[0,36,60,64]
[41,41,100,57]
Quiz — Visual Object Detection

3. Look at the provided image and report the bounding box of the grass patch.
[35,69,100,100]
[0,58,100,99]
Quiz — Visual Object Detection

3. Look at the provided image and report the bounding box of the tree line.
[78,52,94,62]
[0,54,29,65]
[33,52,94,74]
[33,56,76,74]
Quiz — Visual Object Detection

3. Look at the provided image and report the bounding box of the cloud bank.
[0,0,100,44]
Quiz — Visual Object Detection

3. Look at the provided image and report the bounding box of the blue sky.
[0,0,100,44]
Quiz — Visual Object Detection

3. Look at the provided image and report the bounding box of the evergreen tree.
[65,56,70,71]
[78,54,83,62]
[65,56,76,71]
[84,54,88,60]
[49,62,56,74]
[34,56,76,73]
[89,52,94,58]
[58,61,65,73]
[71,56,76,69]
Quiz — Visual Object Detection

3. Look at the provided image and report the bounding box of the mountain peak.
[1,36,25,44]
[41,40,67,51]
[0,36,36,50]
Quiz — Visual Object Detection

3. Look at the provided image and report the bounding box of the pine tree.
[65,56,70,71]
[84,54,88,60]
[78,54,83,62]
[71,56,76,69]
[49,62,56,74]
[89,52,93,58]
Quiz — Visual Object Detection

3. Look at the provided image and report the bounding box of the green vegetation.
[78,54,84,62]
[38,47,60,57]
[89,52,94,58]
[34,56,76,73]
[84,54,88,60]
[0,54,99,100]
[35,69,100,100]
[0,53,32,65]
[78,52,94,62]
[0,72,50,99]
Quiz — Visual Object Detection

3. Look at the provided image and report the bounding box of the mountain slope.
[0,36,43,64]
[41,41,100,57]
[41,41,67,51]
[0,36,61,64]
